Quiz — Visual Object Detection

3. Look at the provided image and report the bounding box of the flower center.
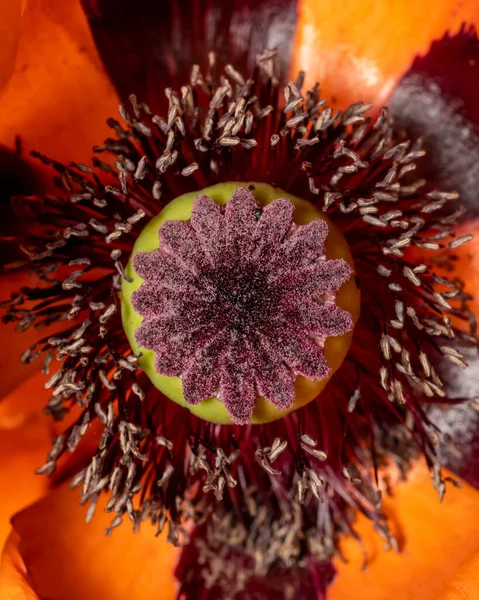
[211,264,274,334]
[121,182,360,425]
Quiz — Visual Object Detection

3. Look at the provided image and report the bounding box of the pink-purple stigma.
[131,188,353,424]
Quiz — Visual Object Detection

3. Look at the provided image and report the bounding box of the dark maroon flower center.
[211,264,274,334]
[131,188,353,424]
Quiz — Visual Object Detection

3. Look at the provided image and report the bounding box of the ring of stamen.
[1,50,475,589]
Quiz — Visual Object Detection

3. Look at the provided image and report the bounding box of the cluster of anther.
[132,188,353,424]
[177,501,336,599]
[1,48,474,551]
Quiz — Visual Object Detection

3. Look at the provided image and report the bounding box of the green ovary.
[121,182,360,425]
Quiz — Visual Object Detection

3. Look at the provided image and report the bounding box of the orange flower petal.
[0,374,53,551]
[0,0,118,166]
[11,486,179,600]
[0,532,39,600]
[437,553,479,600]
[292,0,479,109]
[330,461,479,600]
[0,0,21,92]
[0,372,51,432]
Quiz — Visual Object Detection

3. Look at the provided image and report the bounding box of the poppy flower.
[1,1,479,599]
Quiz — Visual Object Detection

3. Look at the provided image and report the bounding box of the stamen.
[1,49,475,592]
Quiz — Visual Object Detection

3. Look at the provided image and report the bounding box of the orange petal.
[11,486,179,600]
[291,0,479,109]
[0,532,39,600]
[0,374,53,552]
[436,552,479,600]
[0,0,118,166]
[0,0,21,92]
[330,460,479,600]
[0,372,52,432]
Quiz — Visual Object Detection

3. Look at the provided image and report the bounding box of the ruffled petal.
[131,284,170,317]
[133,250,196,288]
[274,325,330,380]
[0,375,54,551]
[137,321,206,376]
[9,487,178,600]
[389,26,479,214]
[282,218,328,267]
[0,0,118,166]
[253,336,295,410]
[182,332,227,405]
[135,313,206,351]
[224,187,258,259]
[277,258,352,296]
[131,285,206,320]
[190,194,224,264]
[135,318,169,350]
[159,220,206,272]
[292,0,479,109]
[182,362,219,405]
[154,317,223,376]
[154,345,187,377]
[219,339,256,424]
[251,198,294,263]
[287,302,353,337]
[80,0,298,110]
